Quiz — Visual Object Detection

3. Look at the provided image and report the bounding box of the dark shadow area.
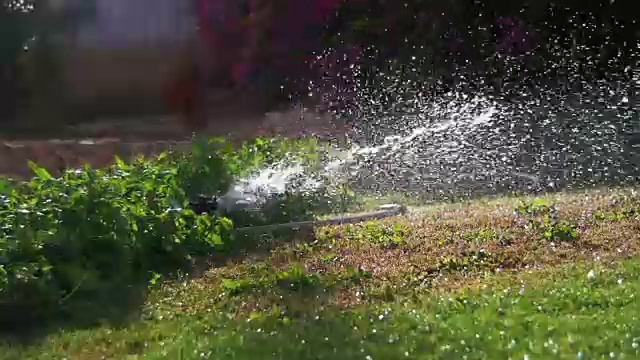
[0,281,149,344]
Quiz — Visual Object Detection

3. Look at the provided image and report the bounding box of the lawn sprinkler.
[188,190,407,234]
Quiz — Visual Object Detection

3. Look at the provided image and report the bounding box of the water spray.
[191,5,640,231]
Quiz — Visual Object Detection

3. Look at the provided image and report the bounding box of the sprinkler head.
[216,188,261,213]
[188,190,262,215]
[188,194,219,215]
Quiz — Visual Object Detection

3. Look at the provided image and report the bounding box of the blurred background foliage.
[0,0,637,125]
[0,0,34,120]
[0,0,96,124]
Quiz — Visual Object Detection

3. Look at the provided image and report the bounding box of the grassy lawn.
[3,186,640,359]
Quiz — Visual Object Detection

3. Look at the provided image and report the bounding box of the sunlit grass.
[2,185,639,359]
[6,258,640,359]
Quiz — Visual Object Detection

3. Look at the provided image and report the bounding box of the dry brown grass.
[148,185,640,318]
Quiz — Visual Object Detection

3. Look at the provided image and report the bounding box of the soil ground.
[0,106,346,178]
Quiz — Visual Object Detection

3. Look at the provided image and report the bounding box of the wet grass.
[2,186,640,359]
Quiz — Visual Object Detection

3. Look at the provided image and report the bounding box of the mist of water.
[223,12,640,208]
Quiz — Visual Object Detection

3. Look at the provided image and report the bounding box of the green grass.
[1,185,639,359]
[4,258,639,359]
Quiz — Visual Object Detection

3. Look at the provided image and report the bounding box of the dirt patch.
[0,107,347,178]
[0,138,188,178]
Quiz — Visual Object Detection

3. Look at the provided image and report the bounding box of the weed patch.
[515,199,579,242]
[433,249,500,273]
[219,262,377,300]
[316,221,410,248]
[461,228,511,244]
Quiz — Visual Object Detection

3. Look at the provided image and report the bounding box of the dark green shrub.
[0,136,345,328]
[0,157,232,320]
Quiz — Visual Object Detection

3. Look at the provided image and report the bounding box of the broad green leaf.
[114,155,126,169]
[28,160,52,180]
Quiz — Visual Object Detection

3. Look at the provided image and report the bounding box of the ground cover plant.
[0,136,639,359]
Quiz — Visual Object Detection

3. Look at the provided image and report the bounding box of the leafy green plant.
[341,265,373,284]
[538,220,579,242]
[0,135,328,327]
[514,199,552,217]
[330,221,408,248]
[462,229,498,243]
[275,264,320,292]
[0,160,228,317]
[515,200,578,242]
[219,264,323,297]
[220,278,256,296]
[593,208,638,222]
[435,250,498,273]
